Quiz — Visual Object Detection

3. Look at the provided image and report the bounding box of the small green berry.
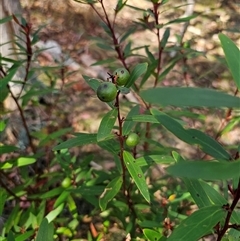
[114,68,130,86]
[126,133,139,147]
[61,177,71,188]
[97,82,118,102]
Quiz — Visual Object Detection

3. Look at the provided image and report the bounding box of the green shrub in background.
[0,0,240,240]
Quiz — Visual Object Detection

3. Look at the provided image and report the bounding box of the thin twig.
[217,179,240,241]
[0,66,36,153]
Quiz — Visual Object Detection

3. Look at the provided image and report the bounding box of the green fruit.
[97,82,118,102]
[114,68,130,86]
[61,177,71,188]
[126,133,139,147]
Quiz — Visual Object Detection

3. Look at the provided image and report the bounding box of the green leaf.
[151,109,231,160]
[123,105,140,135]
[0,120,7,132]
[123,41,132,57]
[129,114,159,123]
[120,26,137,43]
[125,62,148,88]
[35,218,54,241]
[97,108,117,141]
[0,145,19,154]
[5,204,20,232]
[143,228,162,241]
[45,203,64,223]
[0,15,13,24]
[82,75,101,92]
[39,127,72,146]
[123,151,150,203]
[158,59,180,82]
[144,46,155,63]
[117,86,130,94]
[115,0,128,13]
[66,195,78,219]
[40,187,63,199]
[184,179,227,208]
[0,66,18,89]
[167,205,225,241]
[197,180,228,205]
[140,60,158,87]
[99,176,123,211]
[187,129,231,160]
[165,14,198,25]
[141,87,240,108]
[167,160,240,180]
[91,58,116,66]
[52,133,97,151]
[219,33,240,89]
[98,138,120,154]
[72,185,105,196]
[0,157,36,169]
[97,43,115,51]
[0,86,8,102]
[17,157,36,166]
[7,231,15,241]
[53,191,69,208]
[15,231,35,241]
[151,109,195,144]
[160,27,170,48]
[136,155,175,166]
[0,189,7,215]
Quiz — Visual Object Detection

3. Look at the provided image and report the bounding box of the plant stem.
[217,179,240,241]
[152,2,163,88]
[0,67,36,154]
[115,92,126,194]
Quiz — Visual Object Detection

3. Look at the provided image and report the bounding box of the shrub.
[0,1,239,240]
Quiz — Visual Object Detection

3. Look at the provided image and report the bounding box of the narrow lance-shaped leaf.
[35,218,54,241]
[151,109,195,144]
[167,205,226,241]
[219,33,240,89]
[0,157,36,169]
[122,105,140,135]
[130,114,159,123]
[187,129,231,160]
[0,189,7,216]
[0,145,19,154]
[82,75,101,91]
[52,133,97,151]
[141,87,240,108]
[167,160,240,180]
[99,176,123,211]
[45,203,64,223]
[165,14,198,25]
[160,27,170,48]
[184,179,218,208]
[125,62,148,88]
[151,109,231,161]
[7,231,15,241]
[97,108,117,141]
[0,15,12,24]
[0,66,18,88]
[136,155,175,167]
[123,151,150,203]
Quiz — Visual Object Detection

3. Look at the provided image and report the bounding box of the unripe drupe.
[126,133,139,147]
[97,82,118,102]
[114,68,130,86]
